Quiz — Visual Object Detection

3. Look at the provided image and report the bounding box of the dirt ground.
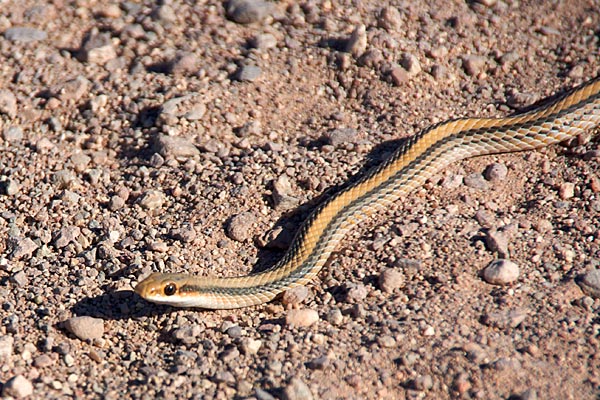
[1,0,600,399]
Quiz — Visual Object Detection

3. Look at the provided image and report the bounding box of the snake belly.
[135,76,600,309]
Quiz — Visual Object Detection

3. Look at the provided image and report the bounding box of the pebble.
[3,127,23,144]
[485,229,509,257]
[235,64,262,82]
[250,33,277,50]
[377,335,396,348]
[483,259,519,285]
[78,31,117,64]
[33,354,54,368]
[0,92,17,118]
[378,6,402,31]
[54,226,81,248]
[326,308,343,325]
[57,76,91,103]
[399,53,421,76]
[345,24,367,58]
[153,4,177,23]
[323,127,358,147]
[52,170,76,189]
[10,271,29,287]
[226,0,273,24]
[240,338,262,355]
[484,163,508,182]
[282,377,314,400]
[484,309,528,329]
[474,209,495,228]
[64,316,104,341]
[4,26,47,43]
[286,309,319,327]
[282,286,309,306]
[578,269,600,298]
[138,190,165,210]
[307,355,329,370]
[389,66,409,86]
[378,268,405,293]
[462,55,487,76]
[533,219,553,233]
[558,182,575,199]
[2,375,33,399]
[70,152,91,172]
[463,173,488,190]
[168,52,199,75]
[0,335,14,359]
[272,175,299,210]
[256,388,277,400]
[413,375,433,391]
[226,212,255,242]
[344,283,368,302]
[476,0,497,6]
[518,389,538,400]
[9,237,38,260]
[154,135,200,160]
[173,325,203,344]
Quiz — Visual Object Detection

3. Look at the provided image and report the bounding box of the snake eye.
[164,283,177,296]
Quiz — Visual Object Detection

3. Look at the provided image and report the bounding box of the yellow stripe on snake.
[135,76,600,309]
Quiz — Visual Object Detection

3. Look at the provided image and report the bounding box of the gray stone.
[226,0,273,24]
[4,27,47,43]
[282,377,314,400]
[236,64,262,82]
[345,24,367,57]
[578,269,600,298]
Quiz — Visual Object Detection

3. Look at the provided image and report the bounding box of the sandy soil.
[1,0,600,399]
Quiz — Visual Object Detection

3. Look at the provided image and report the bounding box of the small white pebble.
[483,259,519,285]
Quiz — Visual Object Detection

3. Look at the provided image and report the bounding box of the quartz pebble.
[483,259,519,285]
[64,316,104,341]
[286,309,319,327]
[2,375,33,398]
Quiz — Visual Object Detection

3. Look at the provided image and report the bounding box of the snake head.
[134,273,186,305]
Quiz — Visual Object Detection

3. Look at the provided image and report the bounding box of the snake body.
[135,76,600,309]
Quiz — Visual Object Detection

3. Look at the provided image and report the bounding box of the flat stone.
[4,27,47,43]
[154,134,200,160]
[286,309,319,327]
[0,336,14,359]
[226,0,273,24]
[64,316,104,341]
[282,285,309,306]
[138,190,165,210]
[236,64,262,82]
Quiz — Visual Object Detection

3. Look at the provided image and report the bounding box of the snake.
[135,75,600,309]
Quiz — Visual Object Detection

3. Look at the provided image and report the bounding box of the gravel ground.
[1,0,600,399]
